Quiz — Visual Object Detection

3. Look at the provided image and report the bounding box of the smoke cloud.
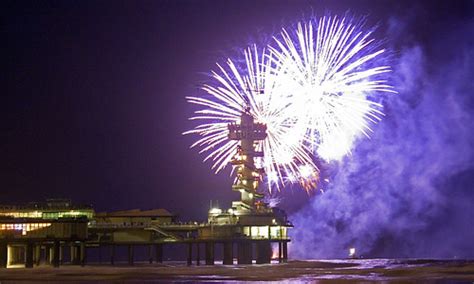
[290,15,474,258]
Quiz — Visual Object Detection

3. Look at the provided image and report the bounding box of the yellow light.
[249,193,254,199]
[349,247,356,257]
[270,226,281,238]
[7,245,12,267]
[227,208,234,214]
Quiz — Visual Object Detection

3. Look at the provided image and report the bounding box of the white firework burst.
[270,16,395,161]
[185,16,394,191]
[185,46,317,190]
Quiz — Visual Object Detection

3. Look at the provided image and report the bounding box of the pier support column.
[34,245,41,266]
[80,242,86,266]
[47,245,53,265]
[7,245,15,266]
[278,242,283,263]
[282,241,288,262]
[256,241,271,264]
[196,243,200,266]
[187,243,192,266]
[70,245,74,264]
[52,241,60,267]
[155,244,163,263]
[70,245,78,264]
[205,242,214,265]
[223,242,233,265]
[148,245,153,264]
[237,241,252,265]
[128,245,134,265]
[59,244,64,265]
[0,241,6,268]
[98,244,102,264]
[25,242,34,268]
[110,245,115,265]
[45,245,51,264]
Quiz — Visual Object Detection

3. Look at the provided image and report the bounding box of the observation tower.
[228,108,267,212]
[201,108,291,265]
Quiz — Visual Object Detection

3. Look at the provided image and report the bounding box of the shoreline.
[0,259,473,282]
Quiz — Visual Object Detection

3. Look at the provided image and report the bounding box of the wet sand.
[0,259,473,283]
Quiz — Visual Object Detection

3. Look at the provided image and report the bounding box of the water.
[1,259,473,283]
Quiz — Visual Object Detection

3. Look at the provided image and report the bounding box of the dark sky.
[1,0,473,224]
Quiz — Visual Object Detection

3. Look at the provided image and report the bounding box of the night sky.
[2,0,474,257]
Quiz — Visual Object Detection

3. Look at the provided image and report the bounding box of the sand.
[0,259,473,283]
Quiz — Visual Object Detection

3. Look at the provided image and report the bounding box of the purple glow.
[290,17,474,258]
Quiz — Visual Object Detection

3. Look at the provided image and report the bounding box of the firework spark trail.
[185,16,394,190]
[185,46,317,189]
[270,16,395,161]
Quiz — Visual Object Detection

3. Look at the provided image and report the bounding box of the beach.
[0,259,473,283]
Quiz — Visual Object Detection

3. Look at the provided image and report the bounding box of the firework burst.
[185,46,317,189]
[270,16,395,161]
[185,16,394,191]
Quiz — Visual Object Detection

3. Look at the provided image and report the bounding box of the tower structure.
[228,108,267,212]
[203,108,291,265]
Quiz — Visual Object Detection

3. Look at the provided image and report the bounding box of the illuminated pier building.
[0,199,91,268]
[0,111,291,268]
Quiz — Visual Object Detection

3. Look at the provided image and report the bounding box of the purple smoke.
[289,16,474,258]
